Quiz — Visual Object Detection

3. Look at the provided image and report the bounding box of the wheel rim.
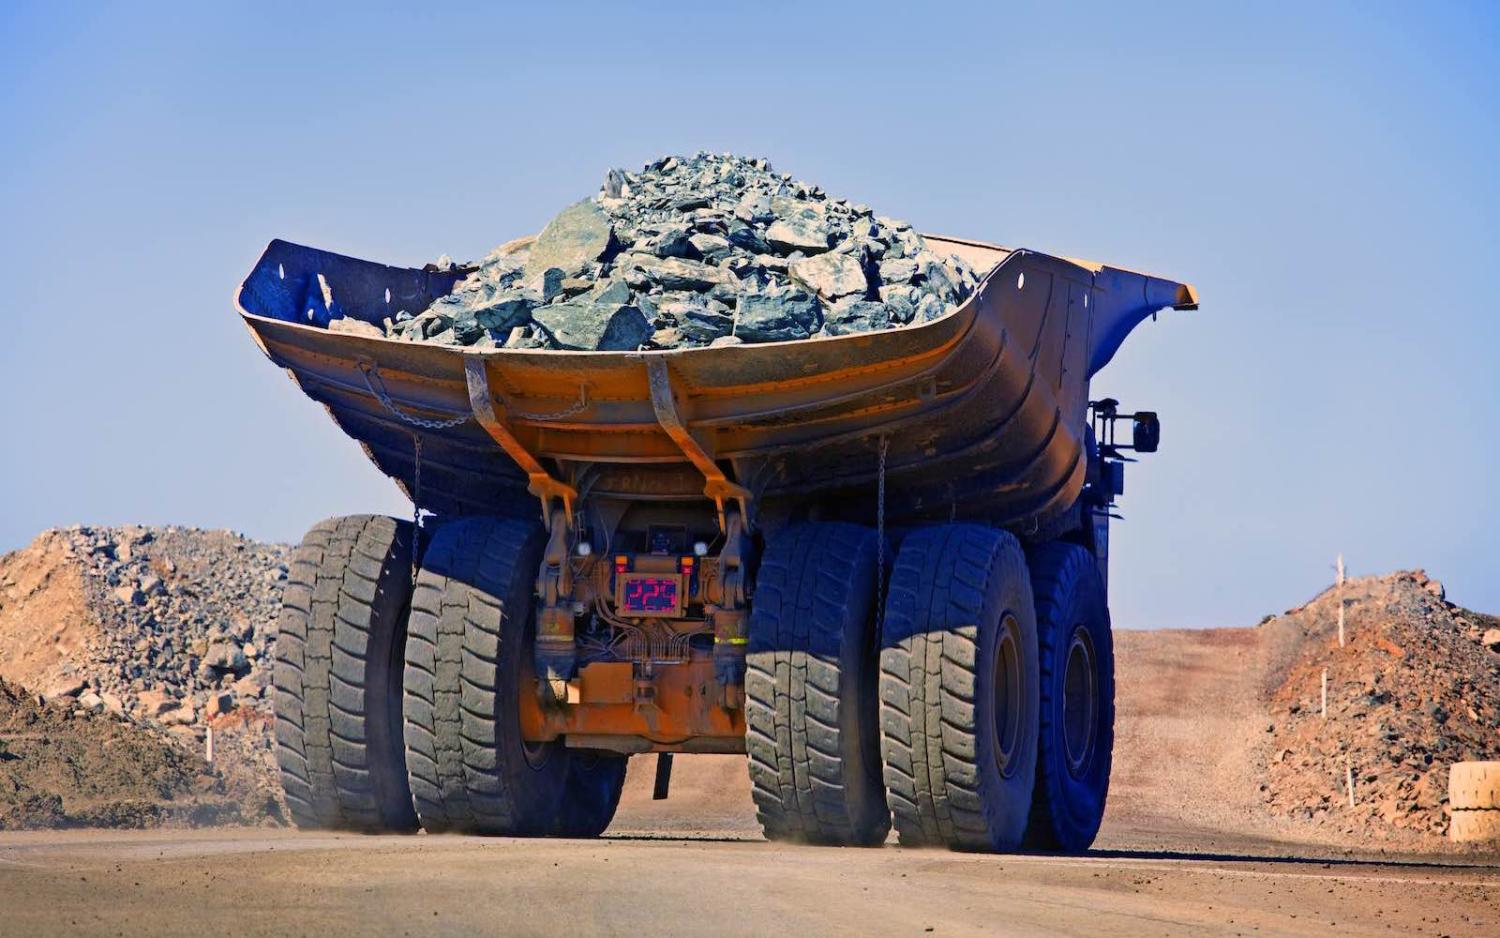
[1061,625,1097,778]
[991,612,1024,778]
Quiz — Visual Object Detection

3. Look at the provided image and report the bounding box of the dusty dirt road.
[3,750,1496,938]
[1,826,1495,937]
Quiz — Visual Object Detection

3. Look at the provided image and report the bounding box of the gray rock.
[588,278,633,306]
[652,226,696,258]
[604,167,627,198]
[822,299,892,336]
[734,191,772,223]
[676,307,736,344]
[202,640,248,675]
[204,691,235,719]
[650,326,684,347]
[78,691,104,713]
[879,258,918,283]
[788,253,869,301]
[503,325,548,349]
[765,218,831,255]
[327,317,384,338]
[735,291,821,343]
[113,586,143,605]
[532,302,651,351]
[523,199,615,290]
[472,292,536,332]
[636,257,727,292]
[915,294,944,322]
[688,233,732,261]
[540,267,567,302]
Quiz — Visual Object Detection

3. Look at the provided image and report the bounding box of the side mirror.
[1132,412,1160,453]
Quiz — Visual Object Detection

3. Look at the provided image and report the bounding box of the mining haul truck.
[237,234,1195,851]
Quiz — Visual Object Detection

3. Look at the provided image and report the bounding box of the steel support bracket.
[644,357,752,533]
[464,355,577,531]
[534,506,576,703]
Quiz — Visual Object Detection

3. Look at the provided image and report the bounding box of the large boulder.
[789,252,869,301]
[523,199,616,291]
[532,302,651,351]
[735,290,821,343]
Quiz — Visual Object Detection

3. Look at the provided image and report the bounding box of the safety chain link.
[507,384,591,422]
[357,362,471,430]
[876,435,889,633]
[352,362,458,581]
[409,432,423,585]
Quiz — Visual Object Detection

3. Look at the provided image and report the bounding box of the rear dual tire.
[876,527,1115,853]
[273,514,624,837]
[401,516,625,837]
[745,522,890,846]
[273,515,419,833]
[1023,542,1114,852]
[878,524,1041,851]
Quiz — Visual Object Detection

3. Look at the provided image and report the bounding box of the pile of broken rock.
[339,153,983,351]
[34,526,288,733]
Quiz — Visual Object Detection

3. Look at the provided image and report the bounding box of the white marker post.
[206,726,214,765]
[1336,554,1346,647]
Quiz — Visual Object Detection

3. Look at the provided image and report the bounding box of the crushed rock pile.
[343,153,983,350]
[1258,570,1500,843]
[0,526,290,733]
[0,676,280,828]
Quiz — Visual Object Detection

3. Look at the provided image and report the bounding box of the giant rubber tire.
[1022,542,1114,853]
[878,524,1040,851]
[273,515,419,833]
[745,522,890,846]
[555,753,629,838]
[401,516,568,835]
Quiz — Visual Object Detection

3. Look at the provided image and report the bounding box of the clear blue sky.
[2,2,1495,629]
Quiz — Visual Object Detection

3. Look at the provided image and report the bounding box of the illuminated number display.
[620,575,681,616]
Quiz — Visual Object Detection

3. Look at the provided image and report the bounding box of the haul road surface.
[1,822,1495,937]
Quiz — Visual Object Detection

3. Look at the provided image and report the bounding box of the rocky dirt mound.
[0,526,289,828]
[0,677,280,828]
[1259,571,1500,844]
[0,526,289,731]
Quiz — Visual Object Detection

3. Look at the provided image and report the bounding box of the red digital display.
[621,575,680,615]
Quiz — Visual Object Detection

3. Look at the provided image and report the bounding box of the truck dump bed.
[236,236,1195,529]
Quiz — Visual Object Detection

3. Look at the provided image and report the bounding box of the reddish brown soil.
[0,679,279,829]
[0,531,100,695]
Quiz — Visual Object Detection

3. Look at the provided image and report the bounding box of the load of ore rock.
[375,153,983,351]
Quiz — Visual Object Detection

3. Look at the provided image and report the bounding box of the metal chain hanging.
[358,361,471,430]
[408,431,424,584]
[352,362,464,582]
[876,434,889,634]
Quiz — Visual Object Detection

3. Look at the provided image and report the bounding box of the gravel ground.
[0,829,1494,938]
